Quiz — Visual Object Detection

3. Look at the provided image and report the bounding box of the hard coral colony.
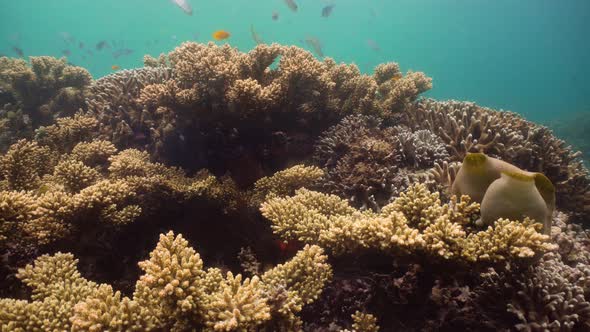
[0,41,589,331]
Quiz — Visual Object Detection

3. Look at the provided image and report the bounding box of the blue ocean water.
[1,0,588,122]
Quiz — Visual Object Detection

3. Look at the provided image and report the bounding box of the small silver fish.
[170,0,193,15]
[321,5,335,17]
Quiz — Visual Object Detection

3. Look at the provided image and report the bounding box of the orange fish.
[212,30,231,41]
[111,65,120,70]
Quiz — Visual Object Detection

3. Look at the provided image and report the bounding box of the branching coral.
[0,56,92,151]
[0,139,54,190]
[404,99,590,222]
[314,114,451,210]
[478,253,590,332]
[85,67,173,151]
[81,42,430,180]
[0,231,332,332]
[0,120,246,253]
[261,184,554,263]
[250,164,324,207]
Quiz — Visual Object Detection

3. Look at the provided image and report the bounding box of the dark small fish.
[369,8,376,18]
[8,33,20,42]
[62,49,71,56]
[305,37,324,57]
[86,49,94,56]
[79,42,84,49]
[321,5,335,17]
[284,0,297,12]
[250,25,264,45]
[60,32,75,44]
[12,46,24,57]
[367,39,380,51]
[272,11,279,20]
[96,40,110,50]
[112,48,134,59]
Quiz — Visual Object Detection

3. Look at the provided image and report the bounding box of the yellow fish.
[212,30,231,41]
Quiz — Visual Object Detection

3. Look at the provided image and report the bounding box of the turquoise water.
[1,0,589,121]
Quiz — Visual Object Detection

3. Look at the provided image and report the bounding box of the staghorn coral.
[0,139,54,190]
[250,164,324,207]
[0,231,332,332]
[348,311,380,332]
[69,139,117,168]
[35,113,98,152]
[261,184,554,263]
[0,190,36,247]
[0,253,102,332]
[405,99,590,222]
[0,56,91,151]
[205,272,272,331]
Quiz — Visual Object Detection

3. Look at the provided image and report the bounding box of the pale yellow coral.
[381,183,441,229]
[261,184,552,263]
[69,140,117,168]
[1,231,332,331]
[73,179,140,226]
[134,231,207,329]
[350,311,379,332]
[250,165,324,207]
[463,218,556,262]
[0,253,102,331]
[53,159,101,193]
[204,272,271,331]
[0,190,36,245]
[36,113,98,152]
[262,244,332,309]
[71,285,152,332]
[0,139,54,190]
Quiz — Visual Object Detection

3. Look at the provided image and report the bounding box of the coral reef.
[0,115,244,256]
[0,56,92,151]
[406,99,590,223]
[83,42,430,186]
[0,42,589,331]
[313,114,450,210]
[261,183,554,263]
[0,231,332,331]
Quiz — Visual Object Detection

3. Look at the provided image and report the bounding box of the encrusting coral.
[0,56,92,151]
[0,231,332,332]
[261,183,555,263]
